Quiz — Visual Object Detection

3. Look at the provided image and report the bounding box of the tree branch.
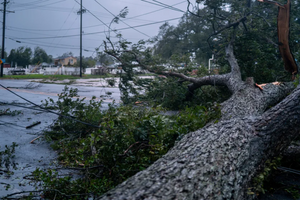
[186,0,204,18]
[208,16,247,40]
[257,0,285,8]
[105,41,244,96]
[98,84,300,200]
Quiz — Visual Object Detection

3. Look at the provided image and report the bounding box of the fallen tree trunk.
[98,80,299,199]
[98,41,300,199]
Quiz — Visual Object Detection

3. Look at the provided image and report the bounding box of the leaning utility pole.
[1,0,7,77]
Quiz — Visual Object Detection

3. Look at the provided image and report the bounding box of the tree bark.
[258,0,298,78]
[98,80,298,200]
[101,42,299,200]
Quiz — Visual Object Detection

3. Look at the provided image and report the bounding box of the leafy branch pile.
[0,143,18,177]
[30,86,221,199]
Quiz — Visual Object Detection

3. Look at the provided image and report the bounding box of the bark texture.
[98,83,299,200]
[277,0,298,76]
[258,0,298,77]
[101,37,299,199]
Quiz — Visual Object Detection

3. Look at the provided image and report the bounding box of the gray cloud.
[1,0,187,58]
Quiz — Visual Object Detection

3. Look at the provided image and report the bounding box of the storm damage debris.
[26,121,41,129]
[258,0,298,79]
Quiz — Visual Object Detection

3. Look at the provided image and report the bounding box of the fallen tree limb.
[258,0,298,78]
[26,121,41,129]
[98,82,300,200]
[30,135,42,144]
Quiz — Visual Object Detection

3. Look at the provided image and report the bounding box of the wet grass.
[0,74,154,80]
[0,74,115,80]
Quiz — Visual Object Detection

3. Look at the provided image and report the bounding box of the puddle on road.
[0,79,121,198]
[0,104,58,199]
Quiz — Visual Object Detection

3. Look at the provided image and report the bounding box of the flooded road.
[0,79,121,198]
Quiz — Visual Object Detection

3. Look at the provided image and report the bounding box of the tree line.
[1,46,115,68]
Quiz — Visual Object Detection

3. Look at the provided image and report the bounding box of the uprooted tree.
[98,0,300,199]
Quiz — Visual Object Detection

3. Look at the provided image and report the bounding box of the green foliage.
[42,86,103,138]
[154,0,300,83]
[249,156,282,195]
[234,25,290,83]
[73,56,96,69]
[32,87,221,199]
[294,74,300,87]
[154,14,212,65]
[106,78,116,87]
[97,52,115,66]
[0,48,8,60]
[7,46,32,67]
[0,142,18,174]
[285,186,300,200]
[0,108,22,116]
[137,75,231,110]
[32,168,110,199]
[32,46,52,64]
[141,77,188,109]
[101,0,300,110]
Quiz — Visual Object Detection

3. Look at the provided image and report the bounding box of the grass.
[0,74,154,80]
[0,74,115,80]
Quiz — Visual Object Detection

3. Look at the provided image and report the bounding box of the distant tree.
[74,56,96,69]
[61,52,74,57]
[7,46,32,67]
[0,48,8,60]
[32,47,51,64]
[97,51,115,66]
[48,55,53,63]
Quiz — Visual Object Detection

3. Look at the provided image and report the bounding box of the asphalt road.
[0,79,121,104]
[0,79,121,198]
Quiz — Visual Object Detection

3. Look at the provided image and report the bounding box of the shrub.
[32,86,221,199]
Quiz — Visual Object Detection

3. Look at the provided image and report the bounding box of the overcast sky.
[1,0,189,59]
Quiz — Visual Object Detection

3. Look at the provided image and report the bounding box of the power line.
[141,0,185,13]
[6,37,95,50]
[2,20,107,32]
[73,0,111,30]
[11,0,51,8]
[0,83,101,128]
[13,17,181,40]
[48,2,78,53]
[94,0,150,38]
[13,0,67,11]
[6,37,79,49]
[1,101,54,113]
[127,1,186,20]
[1,1,184,33]
[6,27,61,36]
[152,0,185,12]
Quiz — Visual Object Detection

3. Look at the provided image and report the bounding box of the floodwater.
[0,79,121,198]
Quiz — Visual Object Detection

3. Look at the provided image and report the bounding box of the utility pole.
[77,0,85,78]
[1,0,7,77]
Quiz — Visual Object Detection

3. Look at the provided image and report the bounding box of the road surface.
[0,79,121,198]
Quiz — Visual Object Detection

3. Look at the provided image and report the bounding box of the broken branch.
[26,121,41,129]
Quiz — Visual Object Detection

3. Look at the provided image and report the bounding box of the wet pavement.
[0,79,121,198]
